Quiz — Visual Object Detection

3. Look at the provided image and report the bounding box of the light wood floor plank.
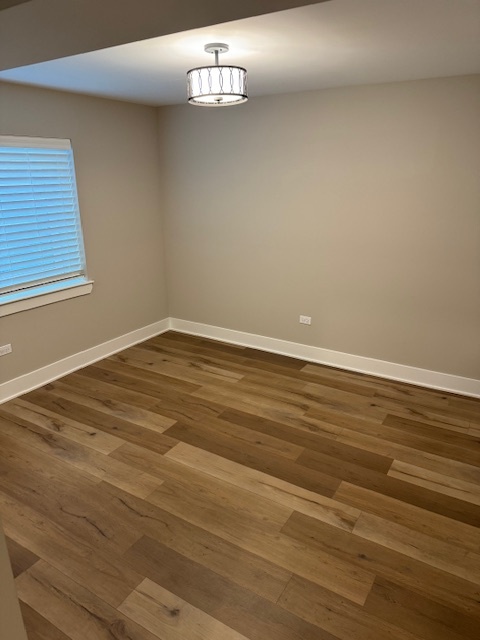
[123,535,339,640]
[24,387,179,455]
[334,481,480,553]
[363,577,479,640]
[20,602,73,640]
[0,491,143,608]
[0,412,163,499]
[113,344,245,385]
[5,536,39,578]
[16,561,160,640]
[278,574,423,640]
[45,382,176,432]
[282,510,480,619]
[389,460,480,505]
[352,512,480,585]
[86,482,292,603]
[337,428,480,486]
[0,399,124,453]
[146,481,375,605]
[119,577,251,640]
[165,441,361,531]
[162,420,341,497]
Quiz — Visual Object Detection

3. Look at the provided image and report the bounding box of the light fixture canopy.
[187,43,248,107]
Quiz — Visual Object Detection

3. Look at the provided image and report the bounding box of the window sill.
[0,279,94,318]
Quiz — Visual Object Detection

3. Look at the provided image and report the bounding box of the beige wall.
[159,75,480,379]
[0,82,168,384]
[0,521,27,640]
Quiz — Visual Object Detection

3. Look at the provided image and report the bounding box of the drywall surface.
[0,82,167,383]
[0,0,323,70]
[159,75,480,379]
[0,521,27,640]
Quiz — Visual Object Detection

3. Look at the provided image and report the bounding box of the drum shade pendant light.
[187,43,248,107]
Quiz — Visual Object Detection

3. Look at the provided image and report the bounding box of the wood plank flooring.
[1,331,479,640]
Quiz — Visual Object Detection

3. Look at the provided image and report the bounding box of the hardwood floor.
[1,331,479,639]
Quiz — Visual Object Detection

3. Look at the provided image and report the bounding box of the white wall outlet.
[0,343,12,356]
[299,315,312,325]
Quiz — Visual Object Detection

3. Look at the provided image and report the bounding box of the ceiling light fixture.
[187,43,248,107]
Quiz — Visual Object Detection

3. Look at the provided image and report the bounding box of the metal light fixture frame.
[187,43,248,107]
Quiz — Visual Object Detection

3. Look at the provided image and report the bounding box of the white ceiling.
[0,0,479,106]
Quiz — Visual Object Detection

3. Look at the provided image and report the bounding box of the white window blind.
[0,135,87,298]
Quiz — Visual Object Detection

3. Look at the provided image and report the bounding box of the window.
[0,135,92,317]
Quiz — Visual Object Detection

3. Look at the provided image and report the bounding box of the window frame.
[0,135,93,317]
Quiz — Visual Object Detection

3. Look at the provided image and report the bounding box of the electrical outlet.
[0,343,12,356]
[299,315,312,325]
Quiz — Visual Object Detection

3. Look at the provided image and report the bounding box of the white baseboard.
[0,319,170,404]
[170,318,480,398]
[2,316,479,403]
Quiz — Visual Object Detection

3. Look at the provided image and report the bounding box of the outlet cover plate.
[0,343,12,356]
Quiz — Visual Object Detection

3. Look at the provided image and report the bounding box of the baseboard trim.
[0,318,171,404]
[2,317,479,403]
[170,318,480,398]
